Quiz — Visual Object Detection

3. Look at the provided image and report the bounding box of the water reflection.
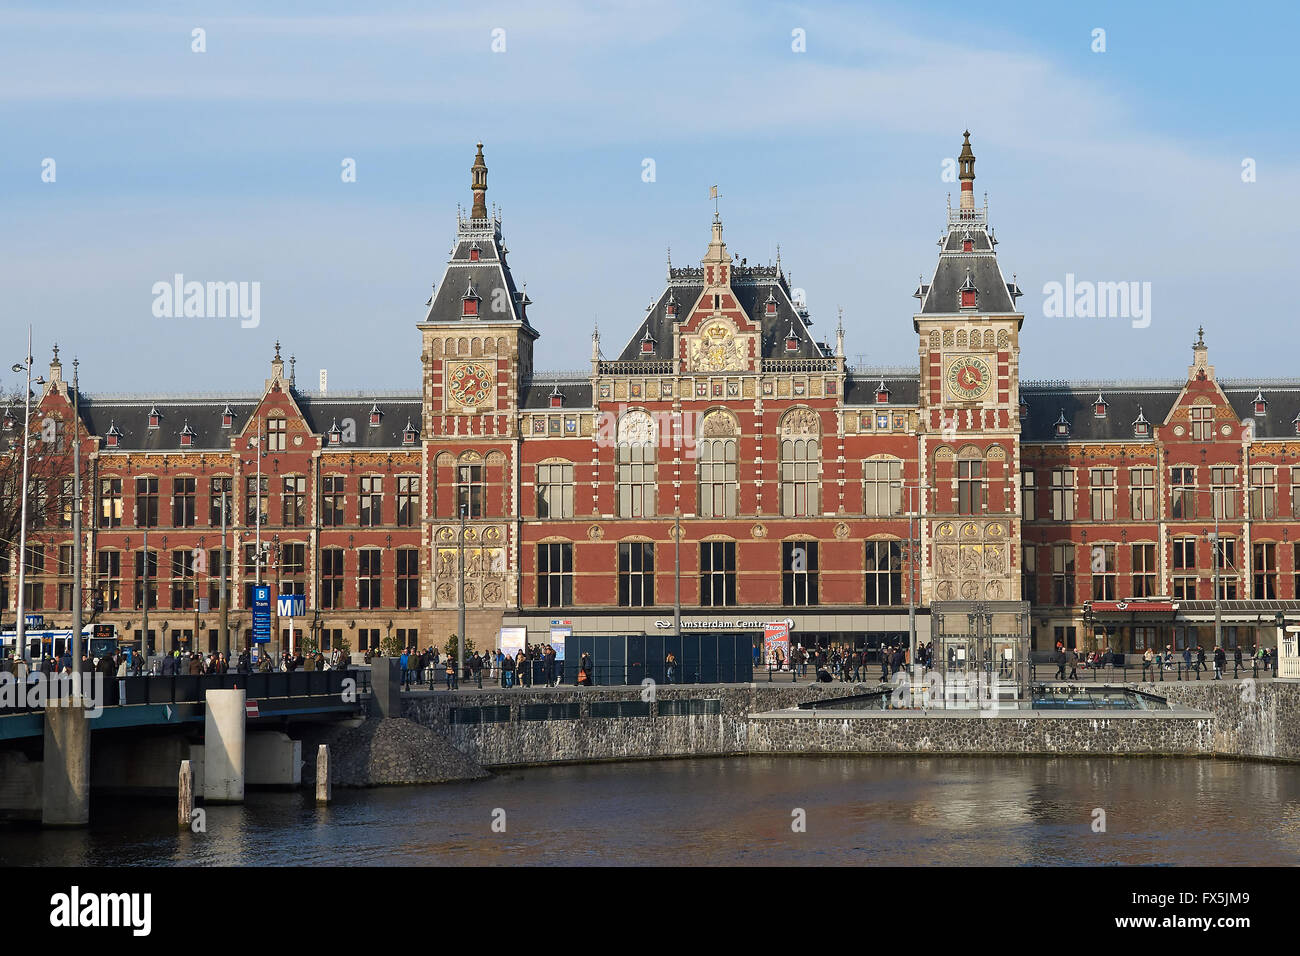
[4,756,1300,866]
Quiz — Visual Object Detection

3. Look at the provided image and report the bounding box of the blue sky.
[3,1,1297,394]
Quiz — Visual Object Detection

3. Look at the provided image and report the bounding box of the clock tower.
[913,132,1025,607]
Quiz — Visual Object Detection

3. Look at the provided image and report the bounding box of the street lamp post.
[12,326,45,665]
[458,503,466,686]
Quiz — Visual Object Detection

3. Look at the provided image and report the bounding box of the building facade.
[4,136,1299,658]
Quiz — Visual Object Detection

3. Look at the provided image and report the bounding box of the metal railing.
[1027,657,1276,683]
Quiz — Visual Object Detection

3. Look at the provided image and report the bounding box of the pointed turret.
[958,130,976,215]
[470,142,488,220]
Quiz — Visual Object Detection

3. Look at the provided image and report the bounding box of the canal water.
[7,756,1300,866]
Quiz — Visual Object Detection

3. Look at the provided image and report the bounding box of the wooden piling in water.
[316,744,331,804]
[178,759,194,828]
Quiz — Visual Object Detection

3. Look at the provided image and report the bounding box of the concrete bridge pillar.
[42,702,91,827]
[203,688,246,803]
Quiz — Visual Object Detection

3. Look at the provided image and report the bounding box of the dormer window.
[1018,399,1029,421]
[469,243,481,262]
[221,404,234,428]
[1254,390,1267,416]
[1094,394,1108,418]
[147,407,161,429]
[666,294,677,318]
[105,423,122,448]
[179,422,195,447]
[462,280,480,317]
[1133,408,1151,439]
[961,230,974,253]
[785,322,800,352]
[1054,411,1070,438]
[1293,412,1300,436]
[402,418,418,445]
[2,408,15,431]
[765,290,778,316]
[369,404,382,427]
[875,381,891,404]
[328,420,342,446]
[959,268,977,310]
[549,385,565,409]
[640,328,656,354]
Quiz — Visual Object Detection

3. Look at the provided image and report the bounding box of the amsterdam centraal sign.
[654,618,795,630]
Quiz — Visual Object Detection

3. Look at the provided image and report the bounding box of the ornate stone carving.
[618,410,656,445]
[588,524,604,540]
[780,408,820,437]
[834,521,850,540]
[751,523,767,539]
[700,410,738,437]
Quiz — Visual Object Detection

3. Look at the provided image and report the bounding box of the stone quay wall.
[391,681,1300,767]
[399,683,880,767]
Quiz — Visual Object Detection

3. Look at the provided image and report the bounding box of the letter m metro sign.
[276,594,306,617]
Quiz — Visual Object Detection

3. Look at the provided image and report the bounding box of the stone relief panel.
[930,519,1013,607]
[433,524,508,608]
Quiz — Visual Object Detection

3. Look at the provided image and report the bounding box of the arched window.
[616,411,656,518]
[957,448,984,515]
[780,437,819,517]
[698,439,737,517]
[779,408,820,517]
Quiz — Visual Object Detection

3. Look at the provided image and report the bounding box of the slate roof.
[615,271,824,362]
[421,221,537,336]
[1019,381,1300,442]
[519,381,593,409]
[75,393,424,451]
[844,374,920,406]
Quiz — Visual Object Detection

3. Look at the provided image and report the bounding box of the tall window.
[864,540,901,606]
[618,542,655,607]
[1021,545,1037,603]
[135,477,159,527]
[1170,467,1195,519]
[1089,469,1115,521]
[321,548,344,609]
[23,546,43,608]
[1213,536,1238,600]
[397,476,420,527]
[0,551,7,616]
[59,478,75,528]
[242,544,261,605]
[97,550,121,611]
[1090,544,1117,600]
[1249,466,1276,520]
[1051,544,1075,606]
[29,479,46,529]
[1050,468,1075,520]
[1021,470,1036,520]
[322,475,344,526]
[1293,467,1300,520]
[134,549,158,610]
[267,416,286,451]
[1253,542,1277,599]
[282,476,306,526]
[172,477,196,527]
[780,438,820,517]
[1131,544,1156,598]
[396,548,419,608]
[1172,536,1197,599]
[245,476,268,528]
[99,478,122,528]
[358,549,382,608]
[699,541,736,607]
[957,458,983,515]
[206,547,231,610]
[359,476,383,526]
[698,439,738,518]
[537,542,573,607]
[1211,466,1238,519]
[279,543,306,596]
[537,463,574,519]
[170,549,196,610]
[1129,467,1155,520]
[782,541,819,606]
[456,464,484,518]
[617,443,655,518]
[1190,405,1213,441]
[863,460,902,516]
[209,477,232,525]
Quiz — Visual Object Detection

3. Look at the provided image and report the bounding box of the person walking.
[1055,646,1067,680]
[1213,646,1225,680]
[1067,647,1079,681]
[444,654,458,691]
[1233,645,1243,679]
[665,651,677,684]
[1196,645,1207,679]
[1142,647,1154,680]
[1182,645,1193,677]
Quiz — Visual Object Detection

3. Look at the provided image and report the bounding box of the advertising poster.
[499,626,527,658]
[549,621,570,661]
[763,621,790,666]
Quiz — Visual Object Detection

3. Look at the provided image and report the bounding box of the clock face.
[448,362,494,408]
[946,355,993,401]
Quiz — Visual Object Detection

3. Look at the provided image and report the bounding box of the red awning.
[1090,601,1176,614]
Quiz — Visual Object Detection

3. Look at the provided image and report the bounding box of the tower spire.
[470,142,488,220]
[958,130,976,214]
